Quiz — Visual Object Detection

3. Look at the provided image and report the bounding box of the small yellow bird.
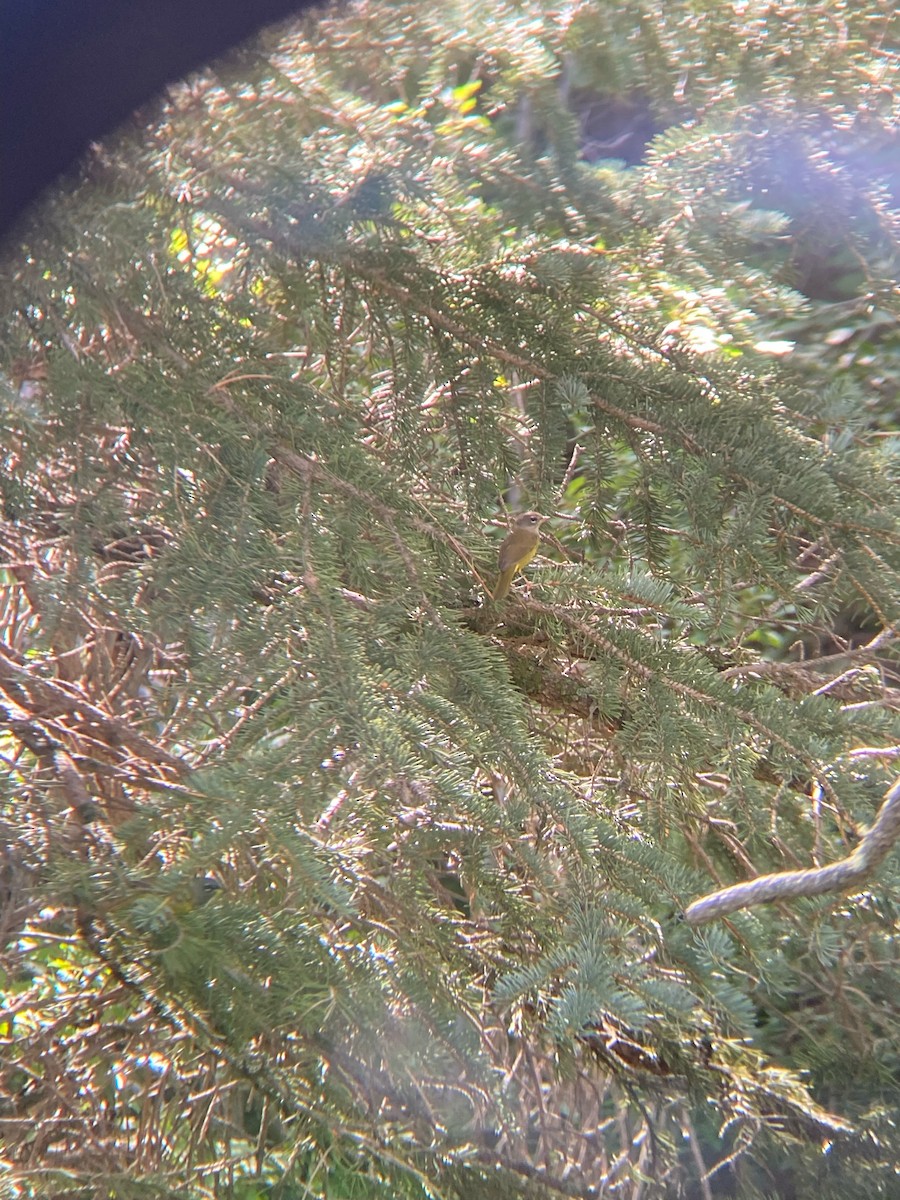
[493,511,548,600]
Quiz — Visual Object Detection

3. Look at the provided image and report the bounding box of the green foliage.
[1,1,898,1198]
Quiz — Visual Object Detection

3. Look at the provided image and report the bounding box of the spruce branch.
[522,596,832,797]
[721,627,898,681]
[0,697,97,822]
[685,776,900,924]
[0,642,188,775]
[366,269,692,444]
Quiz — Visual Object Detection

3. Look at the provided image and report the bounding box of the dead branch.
[685,776,900,924]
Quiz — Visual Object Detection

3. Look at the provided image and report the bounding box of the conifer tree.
[1,2,898,1197]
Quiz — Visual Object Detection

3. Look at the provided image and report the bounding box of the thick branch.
[685,776,900,924]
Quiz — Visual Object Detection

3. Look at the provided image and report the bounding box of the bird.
[122,874,224,927]
[492,511,548,600]
[168,875,223,915]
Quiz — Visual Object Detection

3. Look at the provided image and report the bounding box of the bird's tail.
[492,568,515,601]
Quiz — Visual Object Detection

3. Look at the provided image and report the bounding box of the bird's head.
[513,511,547,531]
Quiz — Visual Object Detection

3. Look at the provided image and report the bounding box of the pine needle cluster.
[1,2,898,1197]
